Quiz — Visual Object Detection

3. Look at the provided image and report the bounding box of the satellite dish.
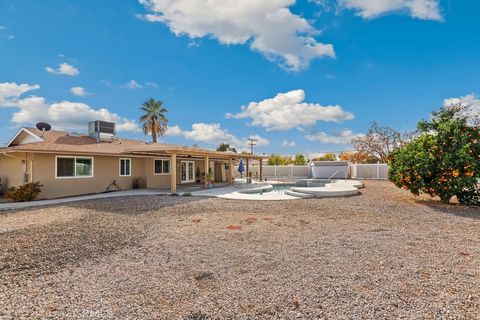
[36,122,51,132]
[36,122,51,137]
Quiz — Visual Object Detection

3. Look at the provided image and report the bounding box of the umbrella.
[237,159,245,178]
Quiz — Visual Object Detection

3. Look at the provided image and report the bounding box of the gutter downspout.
[2,151,18,158]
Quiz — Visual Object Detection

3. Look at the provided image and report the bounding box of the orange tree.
[389,105,480,205]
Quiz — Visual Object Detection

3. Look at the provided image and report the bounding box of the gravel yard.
[1,181,479,319]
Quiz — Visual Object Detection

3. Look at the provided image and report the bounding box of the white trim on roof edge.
[7,128,44,147]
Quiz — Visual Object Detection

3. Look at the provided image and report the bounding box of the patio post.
[259,159,263,182]
[204,155,209,188]
[246,158,250,182]
[229,158,234,184]
[170,153,177,193]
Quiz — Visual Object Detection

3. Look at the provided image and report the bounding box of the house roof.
[3,128,264,160]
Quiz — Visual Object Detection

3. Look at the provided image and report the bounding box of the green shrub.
[182,192,192,197]
[389,106,480,205]
[5,182,43,202]
[170,192,179,196]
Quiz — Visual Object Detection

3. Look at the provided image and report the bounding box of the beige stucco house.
[0,124,263,199]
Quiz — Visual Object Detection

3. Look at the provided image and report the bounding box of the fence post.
[274,165,277,177]
[377,162,380,179]
[290,165,293,177]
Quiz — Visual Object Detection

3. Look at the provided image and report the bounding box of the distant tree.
[312,153,337,161]
[267,154,291,166]
[293,154,307,165]
[351,122,409,163]
[139,98,168,143]
[217,142,236,153]
[339,151,378,164]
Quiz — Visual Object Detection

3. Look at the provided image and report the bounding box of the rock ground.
[0,181,479,319]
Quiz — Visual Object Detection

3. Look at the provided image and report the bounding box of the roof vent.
[88,120,116,142]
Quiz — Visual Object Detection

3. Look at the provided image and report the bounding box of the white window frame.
[153,158,171,175]
[55,156,94,179]
[119,158,131,177]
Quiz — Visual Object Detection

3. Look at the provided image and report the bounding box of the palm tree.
[139,98,168,143]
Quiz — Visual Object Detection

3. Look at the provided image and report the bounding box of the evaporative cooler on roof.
[88,120,116,141]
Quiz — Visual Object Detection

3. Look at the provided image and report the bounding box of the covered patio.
[126,145,265,192]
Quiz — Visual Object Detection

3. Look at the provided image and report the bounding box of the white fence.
[238,163,389,180]
[350,163,389,180]
[240,165,309,179]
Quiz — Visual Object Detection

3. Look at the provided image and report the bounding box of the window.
[120,158,131,176]
[56,156,93,178]
[154,159,171,175]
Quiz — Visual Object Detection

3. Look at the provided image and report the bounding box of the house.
[0,121,264,199]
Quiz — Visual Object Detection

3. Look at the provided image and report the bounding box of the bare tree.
[351,122,408,163]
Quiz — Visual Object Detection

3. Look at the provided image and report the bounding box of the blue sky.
[1,0,479,154]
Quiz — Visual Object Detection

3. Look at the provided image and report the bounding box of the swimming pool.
[191,180,364,201]
[236,179,364,199]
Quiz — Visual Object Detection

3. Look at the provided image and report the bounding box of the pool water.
[271,181,327,192]
[242,180,330,195]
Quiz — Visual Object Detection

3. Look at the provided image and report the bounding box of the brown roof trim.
[2,149,153,159]
[125,146,265,160]
[2,148,265,160]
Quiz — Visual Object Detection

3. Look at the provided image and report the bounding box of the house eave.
[6,128,44,147]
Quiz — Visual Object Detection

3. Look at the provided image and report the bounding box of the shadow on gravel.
[62,195,204,215]
[418,200,480,220]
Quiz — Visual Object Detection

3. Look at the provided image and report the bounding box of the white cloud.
[339,0,442,20]
[247,134,270,148]
[164,125,183,136]
[0,82,40,105]
[138,0,335,71]
[226,89,354,131]
[0,82,139,132]
[443,94,480,126]
[45,63,79,76]
[443,94,480,109]
[182,123,242,146]
[124,80,143,89]
[145,82,159,88]
[165,122,268,149]
[102,79,158,89]
[70,86,88,97]
[306,129,364,144]
[282,139,296,147]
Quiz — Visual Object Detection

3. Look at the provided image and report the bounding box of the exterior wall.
[0,152,29,191]
[145,157,171,188]
[31,153,147,199]
[145,158,207,188]
[1,152,238,199]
